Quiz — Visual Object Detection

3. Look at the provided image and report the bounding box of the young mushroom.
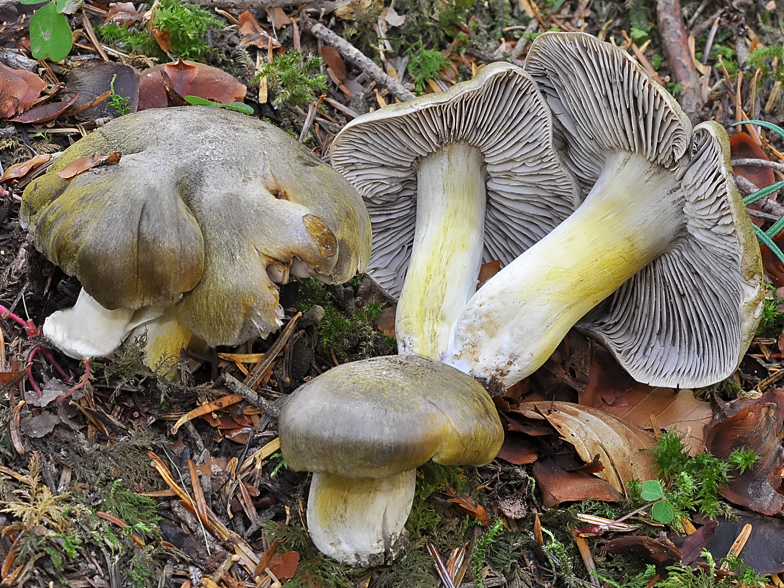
[278,354,503,567]
[330,62,579,359]
[22,107,371,374]
[444,33,764,388]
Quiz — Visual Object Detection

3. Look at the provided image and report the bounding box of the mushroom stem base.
[307,470,415,567]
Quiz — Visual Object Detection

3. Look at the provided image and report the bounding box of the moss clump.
[97,0,225,60]
[406,42,450,94]
[257,52,327,107]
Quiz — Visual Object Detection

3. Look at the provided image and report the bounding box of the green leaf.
[733,119,784,140]
[640,479,664,501]
[754,224,784,265]
[743,180,784,205]
[29,3,73,61]
[20,0,47,5]
[55,0,83,15]
[183,96,253,115]
[651,500,674,524]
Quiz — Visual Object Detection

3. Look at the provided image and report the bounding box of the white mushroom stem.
[44,288,199,377]
[445,152,684,387]
[307,470,416,567]
[397,142,487,358]
[44,289,137,360]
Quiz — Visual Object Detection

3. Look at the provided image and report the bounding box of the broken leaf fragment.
[0,63,46,119]
[138,59,247,110]
[56,152,121,179]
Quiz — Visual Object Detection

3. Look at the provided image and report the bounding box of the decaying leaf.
[515,401,657,494]
[267,6,292,29]
[477,259,501,290]
[702,510,784,575]
[533,459,622,507]
[445,492,491,525]
[268,551,299,580]
[63,60,139,120]
[138,59,247,110]
[730,132,775,191]
[0,62,46,119]
[579,346,637,408]
[602,536,683,567]
[374,305,395,338]
[320,46,345,82]
[56,152,122,180]
[0,153,52,183]
[104,2,145,26]
[9,92,79,124]
[496,434,538,465]
[602,385,713,455]
[704,389,784,515]
[237,10,282,51]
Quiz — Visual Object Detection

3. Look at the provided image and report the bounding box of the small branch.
[223,373,280,418]
[732,158,784,174]
[301,19,415,103]
[656,0,702,123]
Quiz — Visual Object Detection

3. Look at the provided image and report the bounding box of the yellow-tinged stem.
[307,470,415,567]
[446,152,684,386]
[397,142,487,358]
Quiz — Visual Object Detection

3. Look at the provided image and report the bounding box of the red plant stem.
[37,347,73,384]
[55,359,90,404]
[26,346,42,397]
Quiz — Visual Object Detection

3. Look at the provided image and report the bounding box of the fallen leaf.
[446,494,491,525]
[0,153,51,182]
[138,59,246,110]
[731,132,775,191]
[268,551,299,580]
[374,305,395,338]
[9,92,79,124]
[149,24,172,53]
[701,510,784,575]
[63,59,139,120]
[533,459,622,507]
[20,413,62,438]
[602,536,683,567]
[477,259,501,290]
[602,385,713,455]
[496,434,537,465]
[237,10,282,51]
[515,401,656,494]
[160,70,189,107]
[579,346,637,408]
[320,46,345,82]
[0,62,46,119]
[383,5,406,26]
[104,2,145,26]
[704,389,784,515]
[676,520,718,565]
[267,6,292,28]
[56,152,121,180]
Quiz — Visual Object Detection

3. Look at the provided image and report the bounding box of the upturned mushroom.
[22,107,371,373]
[444,32,764,388]
[278,354,503,567]
[330,62,579,359]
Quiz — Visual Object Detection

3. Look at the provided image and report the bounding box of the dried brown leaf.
[0,62,46,119]
[104,2,145,26]
[9,92,79,124]
[0,153,52,182]
[320,46,345,81]
[56,152,121,180]
[138,59,246,110]
[533,459,622,507]
[238,10,281,50]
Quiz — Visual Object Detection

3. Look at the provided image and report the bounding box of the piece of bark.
[656,0,702,123]
[301,18,415,103]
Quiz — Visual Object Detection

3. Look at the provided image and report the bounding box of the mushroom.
[22,106,371,373]
[444,32,764,388]
[330,62,580,359]
[278,354,503,567]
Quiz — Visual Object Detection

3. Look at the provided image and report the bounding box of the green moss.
[257,52,327,107]
[97,0,225,60]
[406,42,450,94]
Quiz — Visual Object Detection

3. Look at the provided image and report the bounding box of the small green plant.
[107,74,131,116]
[592,564,657,588]
[98,0,224,60]
[22,0,75,61]
[257,52,327,107]
[471,518,504,588]
[756,285,784,337]
[644,431,758,526]
[406,42,450,94]
[183,95,253,114]
[268,452,288,478]
[628,0,651,44]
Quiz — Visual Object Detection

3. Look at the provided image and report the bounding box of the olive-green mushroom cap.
[279,355,504,479]
[21,107,371,346]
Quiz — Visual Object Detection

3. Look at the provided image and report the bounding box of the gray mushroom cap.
[21,107,371,347]
[330,61,580,298]
[525,32,763,387]
[279,355,504,479]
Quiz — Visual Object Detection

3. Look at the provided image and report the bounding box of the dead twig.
[656,0,702,123]
[223,373,280,418]
[301,19,415,103]
[732,158,784,174]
